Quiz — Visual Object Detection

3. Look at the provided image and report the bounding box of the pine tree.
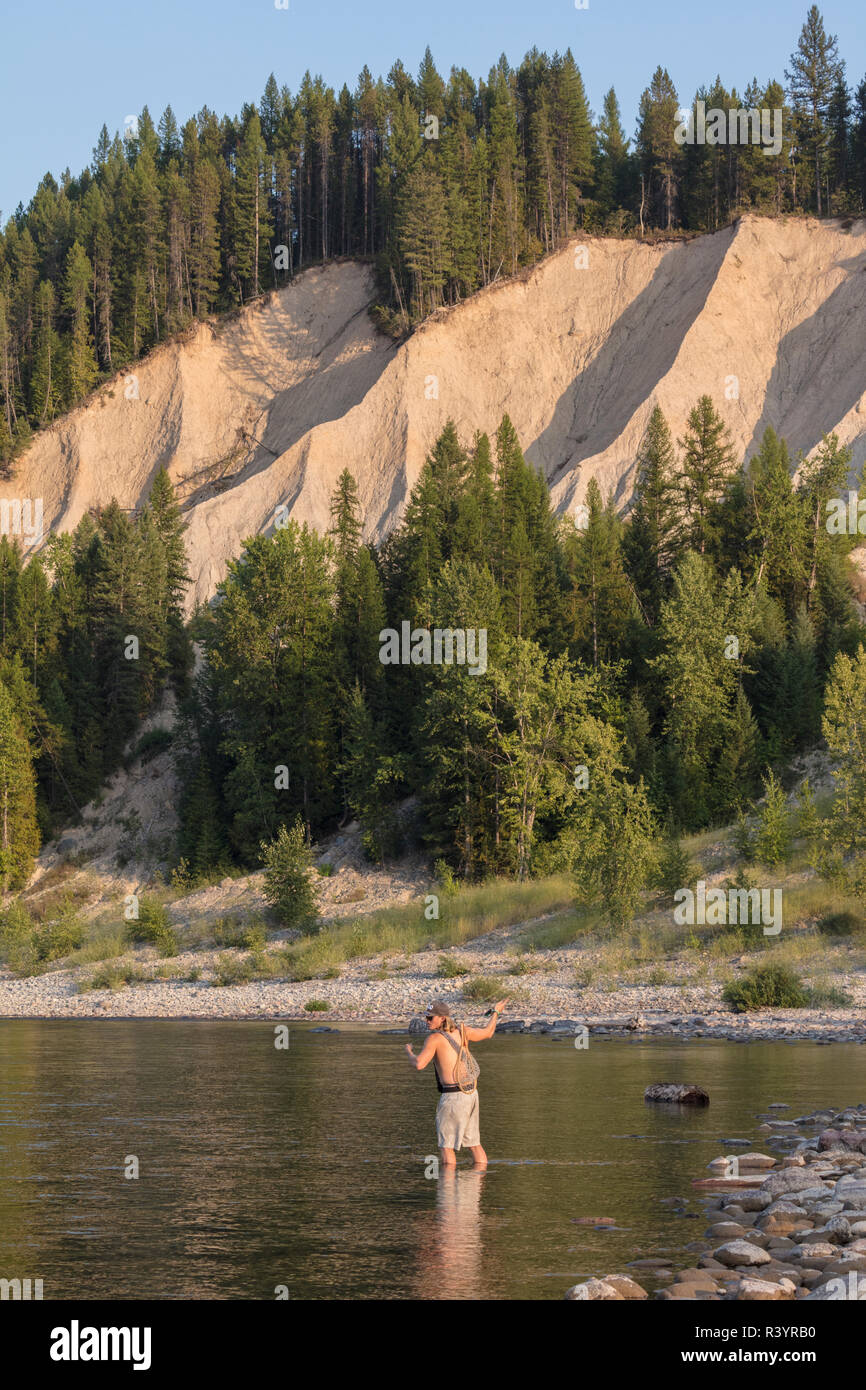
[623,405,679,623]
[30,281,62,423]
[62,242,98,403]
[745,427,807,611]
[677,395,737,556]
[595,88,631,224]
[0,678,40,890]
[564,478,632,668]
[637,67,681,229]
[786,6,845,215]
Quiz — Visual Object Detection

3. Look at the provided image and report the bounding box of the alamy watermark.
[1,1276,43,1300]
[0,497,43,543]
[674,880,782,935]
[826,492,866,534]
[675,102,783,157]
[379,623,487,675]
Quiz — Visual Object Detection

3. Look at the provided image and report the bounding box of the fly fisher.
[405,997,509,1168]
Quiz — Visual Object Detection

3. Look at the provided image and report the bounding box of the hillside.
[6,214,866,612]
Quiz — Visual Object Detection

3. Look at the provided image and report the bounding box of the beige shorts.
[435,1089,480,1150]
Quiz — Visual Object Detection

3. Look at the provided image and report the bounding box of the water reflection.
[414,1168,485,1300]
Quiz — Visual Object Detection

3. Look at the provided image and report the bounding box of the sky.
[2,0,865,220]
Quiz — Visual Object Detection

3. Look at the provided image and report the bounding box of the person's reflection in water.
[414,1166,485,1300]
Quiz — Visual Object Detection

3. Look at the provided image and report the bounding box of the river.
[0,1021,861,1300]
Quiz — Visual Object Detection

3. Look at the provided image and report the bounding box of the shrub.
[438,954,469,978]
[732,810,755,861]
[34,907,86,962]
[435,860,459,896]
[796,779,821,841]
[261,820,319,933]
[126,897,179,956]
[806,980,853,1007]
[170,858,194,894]
[461,975,503,1002]
[723,963,808,1012]
[655,832,694,901]
[304,999,330,1012]
[0,900,37,966]
[212,917,267,950]
[754,772,791,867]
[132,728,174,765]
[817,911,863,938]
[79,963,147,992]
[212,953,254,986]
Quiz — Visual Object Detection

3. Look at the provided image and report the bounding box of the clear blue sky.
[2,0,864,220]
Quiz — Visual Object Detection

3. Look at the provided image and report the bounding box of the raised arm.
[405,1034,438,1070]
[464,999,510,1042]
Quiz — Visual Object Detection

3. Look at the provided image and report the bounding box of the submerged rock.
[645,1083,710,1105]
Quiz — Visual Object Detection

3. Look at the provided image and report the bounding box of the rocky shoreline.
[1,969,864,1045]
[565,1102,866,1301]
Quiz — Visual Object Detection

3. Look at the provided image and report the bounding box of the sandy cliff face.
[6,215,866,610]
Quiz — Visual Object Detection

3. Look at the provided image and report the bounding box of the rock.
[735,1278,793,1300]
[760,1168,827,1198]
[833,1176,866,1209]
[819,1128,866,1154]
[707,1222,747,1241]
[564,1277,622,1301]
[658,1283,717,1300]
[408,1016,428,1034]
[713,1241,772,1268]
[736,1190,773,1212]
[804,1275,866,1300]
[824,1216,852,1245]
[572,1217,616,1226]
[736,1153,776,1169]
[602,1274,648,1300]
[789,1241,838,1261]
[759,1211,813,1238]
[645,1083,709,1105]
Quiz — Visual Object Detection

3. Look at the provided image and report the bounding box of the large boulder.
[760,1168,829,1199]
[734,1278,795,1300]
[819,1129,866,1155]
[645,1083,709,1105]
[713,1240,772,1268]
[564,1278,623,1301]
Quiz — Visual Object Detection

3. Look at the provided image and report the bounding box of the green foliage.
[260,819,320,933]
[126,897,178,956]
[437,954,470,978]
[733,810,756,862]
[655,831,694,901]
[461,975,504,1002]
[817,910,863,938]
[212,953,254,986]
[723,962,808,1012]
[562,717,657,927]
[212,917,267,950]
[303,999,330,1012]
[754,771,792,866]
[795,779,821,841]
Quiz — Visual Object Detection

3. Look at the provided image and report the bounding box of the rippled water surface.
[0,1021,862,1299]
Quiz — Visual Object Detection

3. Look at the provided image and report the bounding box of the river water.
[0,1021,861,1300]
